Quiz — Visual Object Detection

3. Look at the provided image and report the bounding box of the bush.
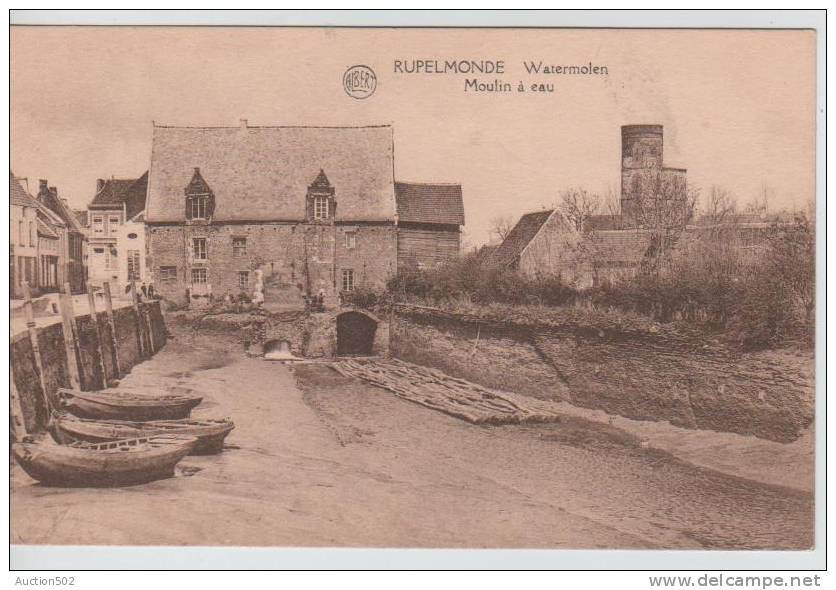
[342,285,387,309]
[387,255,577,308]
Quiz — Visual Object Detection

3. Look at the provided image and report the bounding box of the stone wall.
[248,306,389,359]
[147,222,397,305]
[11,301,168,433]
[390,305,814,443]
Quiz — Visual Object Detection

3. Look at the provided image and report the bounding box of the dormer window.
[314,196,329,220]
[306,169,336,223]
[190,194,209,220]
[184,167,215,221]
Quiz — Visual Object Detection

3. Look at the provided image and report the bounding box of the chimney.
[239,118,248,129]
[37,179,49,201]
[96,178,105,193]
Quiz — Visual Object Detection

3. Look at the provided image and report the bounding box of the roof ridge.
[395,180,462,187]
[153,123,393,129]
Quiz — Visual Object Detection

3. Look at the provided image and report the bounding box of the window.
[18,221,24,245]
[345,231,356,250]
[190,195,209,220]
[159,266,177,281]
[127,232,138,240]
[238,271,249,289]
[127,250,141,281]
[105,247,117,270]
[191,268,207,284]
[109,215,120,235]
[29,222,35,247]
[92,216,104,234]
[314,196,329,220]
[192,237,207,261]
[341,269,354,292]
[232,237,247,257]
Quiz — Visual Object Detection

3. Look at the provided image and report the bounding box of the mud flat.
[11,318,813,549]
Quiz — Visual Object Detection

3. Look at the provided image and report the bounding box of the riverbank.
[11,317,813,549]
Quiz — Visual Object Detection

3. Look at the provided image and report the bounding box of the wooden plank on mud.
[331,357,561,425]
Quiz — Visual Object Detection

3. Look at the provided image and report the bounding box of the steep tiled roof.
[37,217,59,239]
[584,214,625,231]
[490,210,554,268]
[39,187,84,234]
[10,174,39,208]
[584,230,653,264]
[74,210,89,228]
[146,125,395,223]
[90,172,148,221]
[394,182,465,225]
[90,178,135,206]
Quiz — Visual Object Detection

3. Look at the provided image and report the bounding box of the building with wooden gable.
[394,182,465,270]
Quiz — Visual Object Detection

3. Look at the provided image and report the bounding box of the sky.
[11,27,816,246]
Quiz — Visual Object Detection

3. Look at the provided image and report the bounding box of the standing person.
[140,283,148,298]
[148,283,156,299]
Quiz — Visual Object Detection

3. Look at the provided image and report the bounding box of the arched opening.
[337,311,377,356]
[263,339,298,361]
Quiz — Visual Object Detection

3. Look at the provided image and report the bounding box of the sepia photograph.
[7,10,824,573]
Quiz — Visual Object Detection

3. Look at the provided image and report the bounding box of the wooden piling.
[22,282,51,414]
[130,281,146,358]
[144,302,156,354]
[10,367,28,439]
[58,282,81,390]
[87,287,109,388]
[102,282,122,377]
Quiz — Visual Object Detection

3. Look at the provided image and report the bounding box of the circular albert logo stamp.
[343,65,377,99]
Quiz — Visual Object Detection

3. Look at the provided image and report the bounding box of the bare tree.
[602,184,621,217]
[488,215,514,243]
[702,185,738,224]
[558,187,601,232]
[744,183,773,216]
[628,168,698,276]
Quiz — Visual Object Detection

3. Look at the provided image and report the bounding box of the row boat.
[50,415,235,455]
[12,435,197,487]
[58,388,202,421]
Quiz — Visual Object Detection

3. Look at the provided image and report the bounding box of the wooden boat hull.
[12,436,197,487]
[51,416,235,455]
[58,388,202,421]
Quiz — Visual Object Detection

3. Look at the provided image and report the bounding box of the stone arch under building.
[336,310,379,356]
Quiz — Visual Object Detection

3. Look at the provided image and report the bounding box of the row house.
[10,174,40,298]
[145,121,465,305]
[87,172,149,294]
[34,179,88,293]
[10,173,73,297]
